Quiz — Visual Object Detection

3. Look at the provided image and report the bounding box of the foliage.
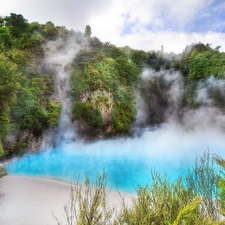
[85,25,92,37]
[114,57,140,86]
[0,167,7,178]
[130,49,148,71]
[11,74,60,136]
[55,172,114,225]
[0,55,21,147]
[3,13,28,38]
[0,26,12,50]
[73,101,103,128]
[214,155,225,217]
[111,86,136,133]
[186,151,221,221]
[2,13,225,155]
[102,43,127,59]
[181,80,199,109]
[55,153,225,225]
[181,43,225,79]
[138,74,171,126]
[43,21,58,40]
[146,51,171,71]
[46,99,62,126]
[0,13,65,156]
[71,51,137,134]
[119,172,202,225]
[210,87,225,111]
[89,37,103,51]
[0,140,4,156]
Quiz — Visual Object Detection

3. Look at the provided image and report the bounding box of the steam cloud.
[6,40,225,192]
[43,34,88,146]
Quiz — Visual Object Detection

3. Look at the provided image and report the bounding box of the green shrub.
[181,44,225,80]
[0,140,4,156]
[54,153,225,225]
[119,172,202,225]
[54,172,115,225]
[46,99,61,126]
[0,167,7,178]
[186,151,221,221]
[111,86,136,133]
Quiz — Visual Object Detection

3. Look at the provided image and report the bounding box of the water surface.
[7,124,225,193]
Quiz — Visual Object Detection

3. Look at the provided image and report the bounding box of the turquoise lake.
[6,124,225,193]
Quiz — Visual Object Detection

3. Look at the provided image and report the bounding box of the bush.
[119,172,202,225]
[180,44,225,79]
[54,172,115,225]
[0,167,7,178]
[55,153,225,225]
[186,151,221,221]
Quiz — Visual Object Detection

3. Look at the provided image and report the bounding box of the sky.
[1,0,225,53]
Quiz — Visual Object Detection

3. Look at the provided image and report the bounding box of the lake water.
[6,124,225,193]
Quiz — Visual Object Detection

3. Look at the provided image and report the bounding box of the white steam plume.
[44,34,88,146]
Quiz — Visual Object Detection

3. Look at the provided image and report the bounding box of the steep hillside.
[1,13,225,158]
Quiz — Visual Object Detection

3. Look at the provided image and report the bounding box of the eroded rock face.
[74,89,114,141]
[88,89,113,125]
[2,130,41,156]
[3,128,57,157]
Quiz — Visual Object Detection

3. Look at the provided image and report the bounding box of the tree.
[0,26,12,49]
[85,25,92,37]
[4,13,28,38]
[43,21,58,40]
[0,55,21,151]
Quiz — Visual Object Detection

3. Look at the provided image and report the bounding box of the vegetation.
[70,44,138,135]
[0,13,66,157]
[1,13,225,155]
[56,152,225,225]
[181,43,225,79]
[0,167,7,178]
[54,172,114,225]
[214,155,225,217]
[2,12,225,224]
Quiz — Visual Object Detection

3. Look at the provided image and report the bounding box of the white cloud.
[0,0,224,53]
[0,0,114,31]
[94,29,225,53]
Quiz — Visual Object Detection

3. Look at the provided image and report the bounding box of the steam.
[44,34,87,145]
[6,47,225,192]
[137,68,225,133]
[7,120,225,192]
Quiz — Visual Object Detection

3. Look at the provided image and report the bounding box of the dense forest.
[1,13,225,158]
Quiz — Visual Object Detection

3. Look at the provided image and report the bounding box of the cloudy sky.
[1,0,225,53]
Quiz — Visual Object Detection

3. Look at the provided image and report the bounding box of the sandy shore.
[0,175,133,225]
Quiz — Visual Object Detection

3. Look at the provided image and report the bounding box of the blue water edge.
[6,126,225,193]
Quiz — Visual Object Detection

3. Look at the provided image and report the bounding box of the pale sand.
[0,175,133,225]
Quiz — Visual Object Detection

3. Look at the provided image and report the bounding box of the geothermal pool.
[6,123,225,193]
[6,33,225,193]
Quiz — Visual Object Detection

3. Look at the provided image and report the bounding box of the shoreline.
[0,175,133,225]
[4,173,135,194]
